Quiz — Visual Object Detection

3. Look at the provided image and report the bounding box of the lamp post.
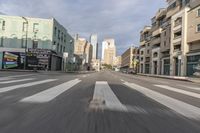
[22,17,28,70]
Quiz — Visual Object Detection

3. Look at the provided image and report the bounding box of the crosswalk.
[0,73,200,121]
[154,84,200,99]
[123,81,200,120]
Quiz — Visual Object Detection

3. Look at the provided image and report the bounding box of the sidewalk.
[0,69,37,73]
[137,73,200,84]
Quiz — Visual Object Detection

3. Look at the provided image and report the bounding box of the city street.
[0,71,200,133]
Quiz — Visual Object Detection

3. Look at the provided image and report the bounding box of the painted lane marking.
[120,79,124,82]
[154,85,200,99]
[124,82,200,120]
[7,74,36,78]
[0,78,35,84]
[0,77,12,81]
[20,79,81,103]
[0,79,57,93]
[90,81,127,112]
[178,85,200,91]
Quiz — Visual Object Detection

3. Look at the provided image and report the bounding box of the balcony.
[152,28,162,37]
[140,40,145,46]
[151,37,161,46]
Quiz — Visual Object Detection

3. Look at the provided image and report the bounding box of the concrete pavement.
[0,71,200,133]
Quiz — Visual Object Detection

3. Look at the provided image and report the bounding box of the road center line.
[154,85,200,99]
[124,82,200,120]
[20,79,81,103]
[0,79,57,93]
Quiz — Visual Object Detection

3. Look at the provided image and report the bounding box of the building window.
[197,24,200,32]
[54,27,57,36]
[58,30,60,40]
[198,9,200,17]
[61,32,63,42]
[21,38,26,48]
[164,41,166,46]
[147,50,150,54]
[64,35,66,42]
[57,43,59,52]
[32,40,38,49]
[0,20,5,30]
[60,45,63,52]
[0,37,4,47]
[153,52,158,58]
[63,46,65,52]
[22,22,27,32]
[33,23,39,32]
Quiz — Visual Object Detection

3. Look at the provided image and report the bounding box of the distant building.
[121,47,139,72]
[91,59,101,71]
[113,56,122,68]
[101,39,116,66]
[0,14,74,70]
[74,35,93,70]
[90,34,98,59]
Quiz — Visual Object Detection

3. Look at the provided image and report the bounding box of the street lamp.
[22,17,28,70]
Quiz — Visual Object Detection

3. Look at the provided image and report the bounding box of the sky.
[0,0,166,56]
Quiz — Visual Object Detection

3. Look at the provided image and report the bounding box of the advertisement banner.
[3,52,19,69]
[2,52,24,69]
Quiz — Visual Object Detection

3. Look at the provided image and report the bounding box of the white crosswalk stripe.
[178,85,200,91]
[20,79,81,103]
[0,78,35,84]
[7,74,36,78]
[124,82,200,120]
[0,79,57,93]
[0,77,12,81]
[90,81,127,112]
[154,85,200,99]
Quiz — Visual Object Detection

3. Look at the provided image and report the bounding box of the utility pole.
[22,17,28,70]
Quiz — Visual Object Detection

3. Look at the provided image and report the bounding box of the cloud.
[0,0,166,56]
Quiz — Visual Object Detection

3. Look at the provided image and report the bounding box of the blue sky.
[0,0,166,56]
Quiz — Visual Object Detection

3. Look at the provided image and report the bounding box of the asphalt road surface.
[0,70,200,133]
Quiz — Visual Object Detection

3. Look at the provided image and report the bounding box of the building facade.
[74,35,93,70]
[140,26,152,74]
[0,14,74,70]
[121,47,139,72]
[90,34,98,59]
[101,39,116,66]
[139,0,200,77]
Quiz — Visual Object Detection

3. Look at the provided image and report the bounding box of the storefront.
[163,59,170,75]
[187,53,200,76]
[145,63,150,74]
[28,48,62,71]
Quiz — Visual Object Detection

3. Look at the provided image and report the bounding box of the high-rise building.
[101,39,116,66]
[90,34,98,59]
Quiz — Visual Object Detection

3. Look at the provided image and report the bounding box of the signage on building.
[28,49,51,68]
[2,52,24,69]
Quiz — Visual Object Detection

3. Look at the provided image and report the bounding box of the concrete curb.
[137,73,200,83]
[0,69,37,73]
